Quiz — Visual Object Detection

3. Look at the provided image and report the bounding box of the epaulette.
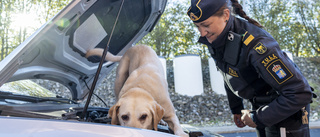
[242,31,255,46]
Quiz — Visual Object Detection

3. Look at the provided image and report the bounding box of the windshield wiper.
[0,91,77,104]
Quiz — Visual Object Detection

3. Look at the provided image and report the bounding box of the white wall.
[173,54,203,96]
[284,51,294,61]
[208,57,226,95]
[158,56,167,79]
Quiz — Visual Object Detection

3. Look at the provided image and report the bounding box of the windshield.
[0,79,72,103]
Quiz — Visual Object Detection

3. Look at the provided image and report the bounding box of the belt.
[253,93,279,104]
[251,89,279,107]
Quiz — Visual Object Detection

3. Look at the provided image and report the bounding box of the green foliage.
[243,0,319,57]
[140,0,319,59]
[1,0,319,62]
[293,0,320,56]
[138,0,209,60]
[0,0,71,60]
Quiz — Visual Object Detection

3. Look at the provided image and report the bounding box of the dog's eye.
[121,115,129,121]
[139,114,147,121]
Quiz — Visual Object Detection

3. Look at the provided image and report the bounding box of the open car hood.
[0,0,167,101]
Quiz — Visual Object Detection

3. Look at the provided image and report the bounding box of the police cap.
[187,0,227,23]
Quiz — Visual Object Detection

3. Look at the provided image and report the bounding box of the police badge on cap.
[187,0,227,23]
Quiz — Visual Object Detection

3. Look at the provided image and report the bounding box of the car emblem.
[228,33,234,41]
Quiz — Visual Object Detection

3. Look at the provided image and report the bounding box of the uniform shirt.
[198,16,313,127]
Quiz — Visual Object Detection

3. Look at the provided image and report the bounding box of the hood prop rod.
[80,0,125,121]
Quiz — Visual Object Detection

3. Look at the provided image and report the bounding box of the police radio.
[223,31,242,66]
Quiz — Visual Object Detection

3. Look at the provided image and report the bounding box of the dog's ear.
[152,102,165,131]
[108,102,121,125]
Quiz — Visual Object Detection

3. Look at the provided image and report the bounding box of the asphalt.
[181,120,320,135]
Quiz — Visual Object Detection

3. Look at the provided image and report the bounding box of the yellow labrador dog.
[85,45,188,137]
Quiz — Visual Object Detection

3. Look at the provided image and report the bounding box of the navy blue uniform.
[198,16,313,136]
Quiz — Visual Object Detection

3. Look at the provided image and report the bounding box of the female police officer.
[187,0,314,136]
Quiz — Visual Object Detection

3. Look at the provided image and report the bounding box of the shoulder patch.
[261,54,278,67]
[266,59,293,84]
[228,67,239,77]
[254,42,267,54]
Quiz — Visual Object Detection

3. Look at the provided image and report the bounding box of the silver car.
[0,0,226,136]
[0,0,195,136]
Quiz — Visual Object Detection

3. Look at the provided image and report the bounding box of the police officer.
[187,0,314,137]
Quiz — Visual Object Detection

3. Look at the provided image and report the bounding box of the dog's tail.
[85,48,121,62]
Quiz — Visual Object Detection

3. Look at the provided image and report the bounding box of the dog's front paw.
[159,119,168,126]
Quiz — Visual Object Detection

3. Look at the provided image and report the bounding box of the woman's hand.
[233,114,246,128]
[241,110,257,128]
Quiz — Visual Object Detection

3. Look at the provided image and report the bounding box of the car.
[0,0,215,137]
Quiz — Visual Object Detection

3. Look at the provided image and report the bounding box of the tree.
[0,0,71,61]
[243,0,319,57]
[0,0,14,60]
[294,0,320,56]
[138,0,209,60]
[2,0,319,60]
